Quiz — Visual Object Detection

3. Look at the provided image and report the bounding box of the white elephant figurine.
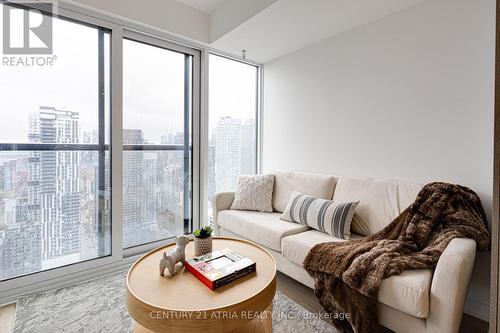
[159,235,190,276]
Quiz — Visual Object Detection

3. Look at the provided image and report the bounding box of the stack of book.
[185,248,256,290]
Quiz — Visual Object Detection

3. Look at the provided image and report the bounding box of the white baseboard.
[464,297,490,322]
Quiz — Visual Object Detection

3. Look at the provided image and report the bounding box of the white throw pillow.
[231,174,275,212]
[281,191,359,240]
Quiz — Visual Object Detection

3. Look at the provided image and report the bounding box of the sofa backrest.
[332,176,422,236]
[270,171,423,236]
[271,171,337,212]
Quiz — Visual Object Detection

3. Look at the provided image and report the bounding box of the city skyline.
[0,106,256,280]
[0,11,258,280]
[0,18,256,144]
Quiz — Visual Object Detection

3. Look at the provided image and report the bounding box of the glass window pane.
[122,151,187,248]
[123,39,185,145]
[0,150,110,280]
[0,12,104,143]
[208,55,258,218]
[0,7,110,280]
[122,39,192,248]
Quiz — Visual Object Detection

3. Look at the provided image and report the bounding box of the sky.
[0,4,258,145]
[0,10,102,143]
[209,54,257,138]
[123,38,185,143]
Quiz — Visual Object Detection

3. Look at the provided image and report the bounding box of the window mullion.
[110,25,124,261]
[97,29,106,257]
[184,54,191,234]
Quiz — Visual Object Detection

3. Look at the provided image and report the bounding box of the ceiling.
[210,0,428,63]
[176,0,228,14]
[173,0,429,63]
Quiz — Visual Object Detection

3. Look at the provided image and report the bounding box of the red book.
[185,248,256,290]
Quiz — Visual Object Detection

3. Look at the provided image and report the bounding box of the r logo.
[2,1,53,54]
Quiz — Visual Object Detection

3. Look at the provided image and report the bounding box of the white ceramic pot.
[194,236,212,257]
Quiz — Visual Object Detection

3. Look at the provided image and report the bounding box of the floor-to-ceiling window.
[122,36,198,248]
[0,4,111,280]
[0,2,257,298]
[207,54,259,218]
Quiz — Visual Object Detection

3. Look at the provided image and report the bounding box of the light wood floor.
[0,272,489,333]
[0,303,15,333]
[276,271,489,333]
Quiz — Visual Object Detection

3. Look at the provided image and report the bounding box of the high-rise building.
[161,132,184,145]
[81,130,99,164]
[141,152,158,226]
[207,143,216,201]
[27,106,82,262]
[0,154,39,279]
[0,166,5,191]
[2,199,16,226]
[123,129,144,247]
[214,117,241,192]
[240,119,256,175]
[157,133,187,236]
[122,129,159,247]
[0,223,42,279]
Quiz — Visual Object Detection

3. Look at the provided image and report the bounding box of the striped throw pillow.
[280,191,359,239]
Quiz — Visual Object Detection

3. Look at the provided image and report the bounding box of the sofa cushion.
[378,269,432,319]
[217,210,309,251]
[332,176,422,236]
[280,191,358,239]
[271,171,337,213]
[281,229,362,266]
[281,230,432,318]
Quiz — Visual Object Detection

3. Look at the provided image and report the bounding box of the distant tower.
[28,106,81,262]
[215,117,241,192]
[0,157,41,279]
[207,143,216,201]
[123,129,143,247]
[157,132,186,236]
[141,152,157,226]
[122,129,158,247]
[0,223,42,279]
[240,119,256,175]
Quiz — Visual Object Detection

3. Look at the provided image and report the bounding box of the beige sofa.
[212,171,477,333]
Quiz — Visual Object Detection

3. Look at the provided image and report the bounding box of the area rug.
[13,270,336,333]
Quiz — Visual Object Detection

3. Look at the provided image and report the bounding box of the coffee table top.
[126,237,277,313]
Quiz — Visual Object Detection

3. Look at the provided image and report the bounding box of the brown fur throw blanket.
[303,182,490,333]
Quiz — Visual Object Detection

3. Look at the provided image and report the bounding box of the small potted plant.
[193,225,213,256]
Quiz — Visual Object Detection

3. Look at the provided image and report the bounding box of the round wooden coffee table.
[126,237,277,333]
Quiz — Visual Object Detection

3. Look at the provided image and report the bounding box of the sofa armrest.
[211,192,235,227]
[426,238,476,333]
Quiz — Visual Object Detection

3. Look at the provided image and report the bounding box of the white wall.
[263,0,495,320]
